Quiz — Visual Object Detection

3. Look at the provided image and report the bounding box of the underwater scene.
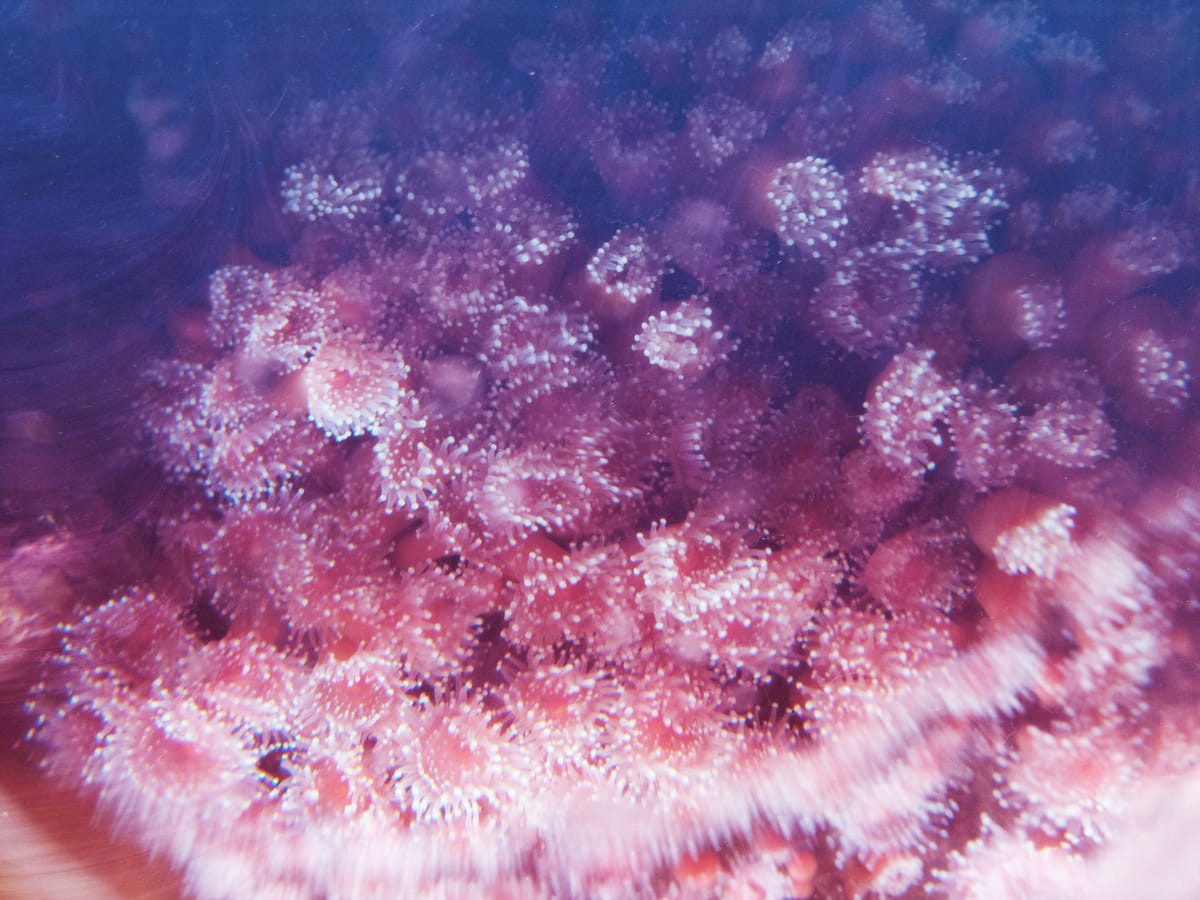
[2,1,1199,897]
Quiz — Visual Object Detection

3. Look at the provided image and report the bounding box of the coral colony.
[5,0,1200,897]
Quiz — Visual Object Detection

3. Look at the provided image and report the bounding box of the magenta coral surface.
[3,1,1200,898]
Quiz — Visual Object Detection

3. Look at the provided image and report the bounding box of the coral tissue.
[6,2,1200,898]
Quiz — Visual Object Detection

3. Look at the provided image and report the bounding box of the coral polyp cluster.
[5,1,1200,897]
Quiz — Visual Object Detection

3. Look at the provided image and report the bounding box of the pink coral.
[862,347,959,476]
[8,3,1200,899]
[761,156,851,260]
